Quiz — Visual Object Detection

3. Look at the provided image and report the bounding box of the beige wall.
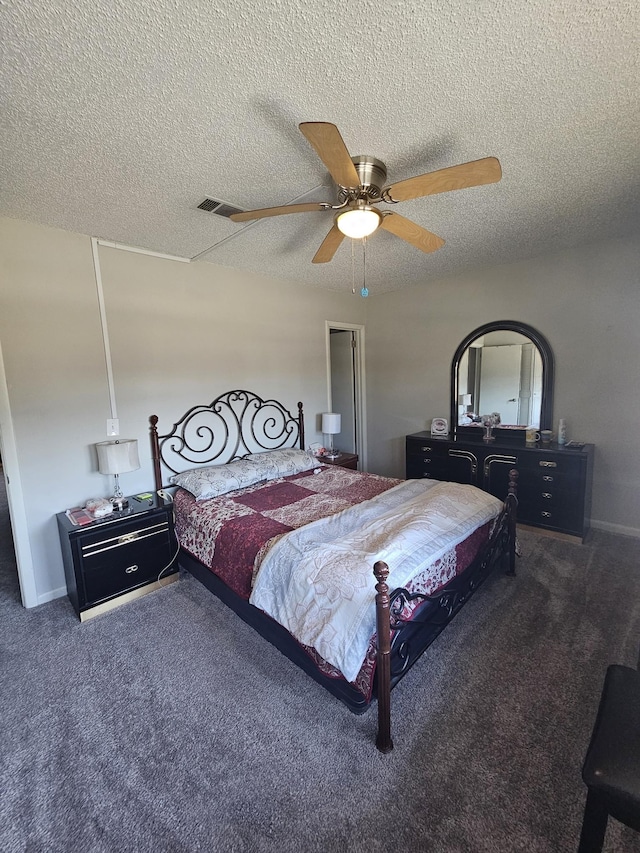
[365,233,640,533]
[2,215,639,607]
[0,217,365,604]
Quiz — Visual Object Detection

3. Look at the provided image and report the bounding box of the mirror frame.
[450,320,555,437]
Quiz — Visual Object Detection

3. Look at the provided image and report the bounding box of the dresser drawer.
[406,442,476,484]
[515,452,583,479]
[518,489,582,529]
[406,455,452,481]
[406,438,450,460]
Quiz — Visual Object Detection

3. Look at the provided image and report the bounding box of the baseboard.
[37,585,67,606]
[590,519,640,539]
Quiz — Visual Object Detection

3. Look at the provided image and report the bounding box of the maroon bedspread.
[173,464,492,700]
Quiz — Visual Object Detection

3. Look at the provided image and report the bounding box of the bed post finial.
[149,415,162,495]
[374,560,394,753]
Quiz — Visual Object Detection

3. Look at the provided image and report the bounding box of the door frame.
[325,321,367,470]
[0,337,37,607]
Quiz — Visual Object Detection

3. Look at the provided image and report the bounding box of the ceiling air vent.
[197,198,244,218]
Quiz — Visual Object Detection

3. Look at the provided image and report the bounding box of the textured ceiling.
[2,0,639,294]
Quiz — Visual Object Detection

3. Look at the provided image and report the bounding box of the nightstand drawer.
[82,522,171,605]
[82,521,172,605]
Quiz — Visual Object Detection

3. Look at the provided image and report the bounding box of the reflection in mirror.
[457,331,543,426]
[451,321,554,437]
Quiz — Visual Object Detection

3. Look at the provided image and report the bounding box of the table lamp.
[95,438,140,510]
[321,412,341,459]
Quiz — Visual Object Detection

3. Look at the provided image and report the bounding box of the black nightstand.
[56,495,178,621]
[320,452,359,470]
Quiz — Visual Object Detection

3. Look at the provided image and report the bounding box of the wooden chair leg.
[578,789,609,853]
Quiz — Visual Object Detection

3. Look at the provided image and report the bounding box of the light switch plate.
[106,418,119,436]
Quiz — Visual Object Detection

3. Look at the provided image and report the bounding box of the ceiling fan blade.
[385,157,502,203]
[380,212,445,254]
[230,202,327,222]
[299,122,361,189]
[312,225,345,264]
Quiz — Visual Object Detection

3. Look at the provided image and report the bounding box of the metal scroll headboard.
[149,389,305,492]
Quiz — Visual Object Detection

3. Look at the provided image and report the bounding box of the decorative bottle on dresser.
[558,418,567,446]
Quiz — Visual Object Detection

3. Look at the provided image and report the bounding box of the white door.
[478,345,522,424]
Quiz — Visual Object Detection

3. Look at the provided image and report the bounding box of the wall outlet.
[106,418,119,436]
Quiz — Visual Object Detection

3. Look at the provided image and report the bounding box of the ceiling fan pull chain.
[351,239,356,294]
[361,237,369,298]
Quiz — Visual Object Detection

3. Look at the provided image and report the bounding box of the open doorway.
[0,341,37,608]
[325,322,366,468]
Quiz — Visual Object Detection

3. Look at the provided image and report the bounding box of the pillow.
[245,448,319,478]
[169,458,265,501]
[169,449,318,501]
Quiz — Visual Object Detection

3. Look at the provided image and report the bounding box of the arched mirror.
[451,321,554,438]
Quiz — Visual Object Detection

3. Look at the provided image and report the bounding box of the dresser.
[406,433,594,541]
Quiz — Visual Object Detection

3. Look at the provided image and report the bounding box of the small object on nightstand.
[57,494,178,621]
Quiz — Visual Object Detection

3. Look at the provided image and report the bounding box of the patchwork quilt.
[173,464,499,693]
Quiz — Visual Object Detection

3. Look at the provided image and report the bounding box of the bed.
[150,389,518,752]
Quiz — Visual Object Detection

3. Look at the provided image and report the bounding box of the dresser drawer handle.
[422,473,432,478]
[541,492,553,499]
[124,564,139,574]
[421,446,432,452]
[422,458,432,464]
[541,511,552,518]
[543,475,554,482]
[539,461,557,468]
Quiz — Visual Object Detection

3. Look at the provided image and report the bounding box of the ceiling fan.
[230,122,502,264]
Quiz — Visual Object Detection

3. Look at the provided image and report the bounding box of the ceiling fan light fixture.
[335,205,381,239]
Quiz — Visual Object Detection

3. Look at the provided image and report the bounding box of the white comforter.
[249,479,502,682]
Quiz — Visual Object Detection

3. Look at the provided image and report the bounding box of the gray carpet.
[1,474,640,852]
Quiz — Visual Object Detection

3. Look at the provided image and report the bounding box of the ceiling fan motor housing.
[337,156,388,201]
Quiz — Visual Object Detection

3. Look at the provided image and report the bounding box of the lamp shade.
[321,413,341,435]
[96,439,140,475]
[459,394,472,406]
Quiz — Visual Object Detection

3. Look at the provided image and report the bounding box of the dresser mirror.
[450,321,554,437]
